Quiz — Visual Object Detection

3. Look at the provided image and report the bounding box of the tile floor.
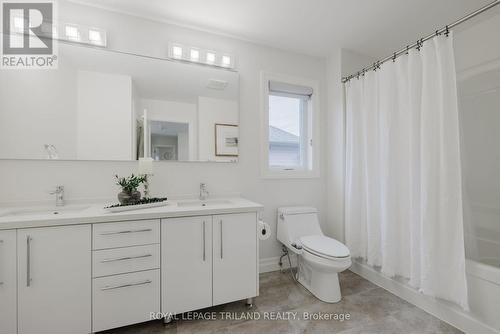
[101,270,462,334]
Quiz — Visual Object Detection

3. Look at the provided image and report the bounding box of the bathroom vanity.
[0,198,262,334]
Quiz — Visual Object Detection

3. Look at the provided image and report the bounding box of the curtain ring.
[406,45,410,55]
[416,39,423,51]
[392,52,397,62]
[445,25,450,37]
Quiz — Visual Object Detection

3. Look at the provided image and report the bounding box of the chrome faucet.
[199,183,209,201]
[49,186,65,207]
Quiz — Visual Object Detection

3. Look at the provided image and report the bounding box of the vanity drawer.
[93,220,159,250]
[93,269,160,332]
[93,244,160,278]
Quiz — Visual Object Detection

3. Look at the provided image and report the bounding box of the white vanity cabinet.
[17,225,92,334]
[0,198,262,333]
[213,213,258,305]
[0,230,17,334]
[162,216,213,314]
[162,212,258,314]
[92,219,160,333]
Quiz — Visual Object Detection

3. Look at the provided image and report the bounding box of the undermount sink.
[176,199,232,208]
[0,204,91,218]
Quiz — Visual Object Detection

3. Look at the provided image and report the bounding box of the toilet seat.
[299,235,350,259]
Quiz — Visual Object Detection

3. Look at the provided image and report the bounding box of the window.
[261,72,319,178]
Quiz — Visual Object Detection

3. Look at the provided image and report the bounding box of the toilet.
[277,207,351,303]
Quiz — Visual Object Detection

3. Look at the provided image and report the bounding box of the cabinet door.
[0,230,17,334]
[213,213,257,305]
[17,225,91,334]
[162,216,212,314]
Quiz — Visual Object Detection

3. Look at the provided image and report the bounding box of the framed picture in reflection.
[215,124,239,157]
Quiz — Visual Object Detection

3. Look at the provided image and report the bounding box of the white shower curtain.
[345,34,468,309]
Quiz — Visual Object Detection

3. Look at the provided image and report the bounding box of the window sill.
[260,169,320,179]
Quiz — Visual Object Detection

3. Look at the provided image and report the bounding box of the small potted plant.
[115,174,146,205]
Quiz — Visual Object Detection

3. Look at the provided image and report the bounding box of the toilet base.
[297,267,341,303]
[296,253,351,303]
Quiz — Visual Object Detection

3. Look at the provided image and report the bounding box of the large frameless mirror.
[0,41,239,162]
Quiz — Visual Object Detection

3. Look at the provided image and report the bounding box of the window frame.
[260,71,320,179]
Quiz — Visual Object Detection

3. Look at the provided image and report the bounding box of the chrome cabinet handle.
[100,228,152,236]
[202,221,206,261]
[220,220,223,259]
[0,239,3,286]
[26,236,32,287]
[101,279,152,291]
[100,254,152,263]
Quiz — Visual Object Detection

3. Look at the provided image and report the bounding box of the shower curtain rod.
[342,0,500,83]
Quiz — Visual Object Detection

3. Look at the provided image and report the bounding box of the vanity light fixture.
[12,16,24,32]
[172,44,184,59]
[65,25,80,41]
[221,55,232,67]
[169,43,236,69]
[41,21,53,35]
[206,51,216,64]
[88,28,105,46]
[52,26,58,38]
[59,23,107,47]
[7,17,107,47]
[190,48,200,62]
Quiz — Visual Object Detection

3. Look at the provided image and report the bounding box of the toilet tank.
[277,207,323,250]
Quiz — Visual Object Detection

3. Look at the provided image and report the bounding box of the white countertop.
[0,197,263,230]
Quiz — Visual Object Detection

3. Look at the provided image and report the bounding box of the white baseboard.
[259,255,297,273]
[350,261,500,334]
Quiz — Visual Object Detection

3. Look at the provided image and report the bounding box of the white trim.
[260,71,320,179]
[350,261,500,334]
[259,255,297,273]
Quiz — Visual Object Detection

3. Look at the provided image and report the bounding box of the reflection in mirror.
[150,121,189,161]
[0,42,239,162]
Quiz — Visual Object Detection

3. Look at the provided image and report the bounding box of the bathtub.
[466,226,500,332]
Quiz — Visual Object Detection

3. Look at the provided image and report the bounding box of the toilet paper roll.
[258,220,271,241]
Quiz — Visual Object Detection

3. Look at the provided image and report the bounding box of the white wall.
[76,70,133,160]
[197,97,238,162]
[0,1,333,262]
[454,8,500,73]
[454,10,500,263]
[325,49,375,242]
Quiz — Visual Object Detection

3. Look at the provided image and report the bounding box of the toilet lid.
[299,235,350,258]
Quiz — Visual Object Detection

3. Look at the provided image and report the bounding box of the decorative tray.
[104,197,168,213]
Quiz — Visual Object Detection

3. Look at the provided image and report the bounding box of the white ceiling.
[69,0,494,58]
